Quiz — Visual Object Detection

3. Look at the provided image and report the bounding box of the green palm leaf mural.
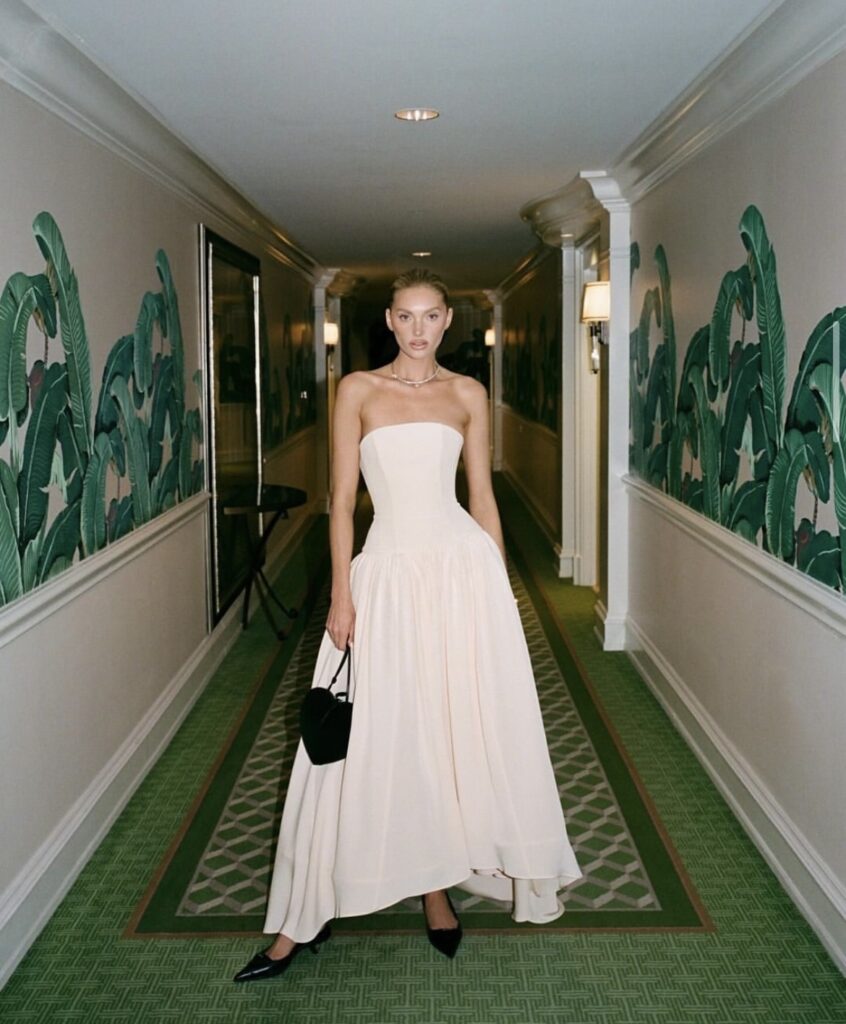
[148,354,174,479]
[632,204,846,595]
[32,212,92,460]
[81,432,112,557]
[739,205,786,460]
[721,343,761,486]
[766,429,827,561]
[56,407,84,505]
[0,458,22,604]
[0,272,56,459]
[38,499,81,585]
[808,362,846,584]
[0,213,204,610]
[134,291,164,395]
[18,362,68,546]
[155,250,184,427]
[726,479,767,538]
[796,519,841,589]
[709,266,753,390]
[786,308,846,432]
[110,374,152,527]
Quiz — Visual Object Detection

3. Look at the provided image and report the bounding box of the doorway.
[201,227,262,624]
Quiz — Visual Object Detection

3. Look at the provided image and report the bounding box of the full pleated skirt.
[263,522,582,940]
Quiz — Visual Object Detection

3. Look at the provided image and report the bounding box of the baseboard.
[0,595,244,989]
[0,505,326,988]
[627,617,846,976]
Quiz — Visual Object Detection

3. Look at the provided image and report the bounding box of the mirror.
[201,227,262,623]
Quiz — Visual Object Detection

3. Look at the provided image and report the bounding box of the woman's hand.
[325,593,356,650]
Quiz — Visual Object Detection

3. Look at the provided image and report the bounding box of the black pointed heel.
[233,923,331,983]
[422,890,462,959]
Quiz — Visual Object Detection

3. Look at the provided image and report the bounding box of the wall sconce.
[581,281,610,374]
[484,327,495,348]
[324,322,339,346]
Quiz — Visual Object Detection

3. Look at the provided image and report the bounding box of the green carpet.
[1,475,844,1023]
[127,499,707,937]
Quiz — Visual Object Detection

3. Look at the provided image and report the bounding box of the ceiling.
[25,0,778,295]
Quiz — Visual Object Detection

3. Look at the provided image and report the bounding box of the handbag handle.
[326,643,351,701]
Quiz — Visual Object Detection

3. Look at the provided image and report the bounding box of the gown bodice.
[358,421,482,555]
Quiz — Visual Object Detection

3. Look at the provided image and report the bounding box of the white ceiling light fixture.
[394,108,440,122]
[411,251,432,257]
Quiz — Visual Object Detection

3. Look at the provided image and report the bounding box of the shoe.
[422,890,462,958]
[233,923,331,983]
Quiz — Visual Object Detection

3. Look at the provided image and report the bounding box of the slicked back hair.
[389,269,450,308]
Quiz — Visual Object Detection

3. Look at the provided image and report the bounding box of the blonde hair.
[390,269,450,307]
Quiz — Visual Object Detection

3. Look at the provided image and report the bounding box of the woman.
[234,269,581,983]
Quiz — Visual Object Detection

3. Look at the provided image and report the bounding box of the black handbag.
[299,643,353,765]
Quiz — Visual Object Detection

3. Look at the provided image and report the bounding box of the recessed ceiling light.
[411,251,432,257]
[394,108,440,122]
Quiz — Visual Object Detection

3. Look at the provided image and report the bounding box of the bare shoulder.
[336,370,382,409]
[448,373,488,415]
[336,370,371,397]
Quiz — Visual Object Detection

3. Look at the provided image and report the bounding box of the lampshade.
[581,281,610,322]
[324,322,339,346]
[484,327,495,347]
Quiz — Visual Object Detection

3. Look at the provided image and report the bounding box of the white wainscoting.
[0,493,321,987]
[500,408,563,572]
[625,475,846,975]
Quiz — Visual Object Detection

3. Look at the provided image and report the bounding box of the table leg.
[240,508,299,638]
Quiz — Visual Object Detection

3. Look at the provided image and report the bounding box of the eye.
[397,313,410,321]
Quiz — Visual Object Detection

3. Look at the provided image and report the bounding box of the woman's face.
[386,285,453,359]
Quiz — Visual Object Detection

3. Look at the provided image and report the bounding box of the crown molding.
[612,0,846,202]
[0,0,321,279]
[495,243,558,300]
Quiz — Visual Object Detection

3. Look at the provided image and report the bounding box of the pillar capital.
[520,176,601,248]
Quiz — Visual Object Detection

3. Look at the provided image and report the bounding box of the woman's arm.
[325,374,365,648]
[460,377,506,563]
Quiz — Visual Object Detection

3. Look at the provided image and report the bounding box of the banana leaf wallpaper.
[502,252,561,430]
[630,204,846,595]
[0,212,204,610]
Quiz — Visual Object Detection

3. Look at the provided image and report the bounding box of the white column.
[559,240,576,578]
[485,291,504,470]
[313,269,337,513]
[581,172,631,650]
[573,243,599,588]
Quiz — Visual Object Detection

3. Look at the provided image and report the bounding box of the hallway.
[1,480,844,1022]
[2,0,846,1018]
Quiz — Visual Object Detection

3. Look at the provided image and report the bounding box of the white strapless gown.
[264,421,582,940]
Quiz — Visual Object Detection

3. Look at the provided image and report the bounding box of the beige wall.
[0,69,319,982]
[628,50,846,966]
[501,250,562,541]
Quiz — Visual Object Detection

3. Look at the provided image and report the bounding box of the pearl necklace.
[390,360,441,388]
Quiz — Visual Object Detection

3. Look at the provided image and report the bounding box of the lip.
[410,341,428,348]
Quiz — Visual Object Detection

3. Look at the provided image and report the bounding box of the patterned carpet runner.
[128,535,708,936]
